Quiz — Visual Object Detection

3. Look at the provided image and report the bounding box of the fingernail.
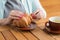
[19,14,25,18]
[18,16,22,18]
[31,14,34,16]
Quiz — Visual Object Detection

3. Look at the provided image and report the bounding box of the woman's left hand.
[31,9,45,20]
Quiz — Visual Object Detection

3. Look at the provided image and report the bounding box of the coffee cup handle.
[45,22,50,28]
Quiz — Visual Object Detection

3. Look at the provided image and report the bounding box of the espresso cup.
[45,16,60,31]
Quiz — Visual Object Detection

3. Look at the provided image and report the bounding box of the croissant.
[12,13,32,28]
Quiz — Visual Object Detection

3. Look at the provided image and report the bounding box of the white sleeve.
[32,0,47,18]
[0,0,7,19]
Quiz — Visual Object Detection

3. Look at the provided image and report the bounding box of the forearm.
[0,18,11,25]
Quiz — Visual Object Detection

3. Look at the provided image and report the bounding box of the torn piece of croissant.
[12,13,32,28]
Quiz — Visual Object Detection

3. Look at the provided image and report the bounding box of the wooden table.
[0,20,60,40]
[0,0,60,40]
[0,17,60,40]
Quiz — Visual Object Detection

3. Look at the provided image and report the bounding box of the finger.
[10,16,20,20]
[10,14,23,18]
[10,12,24,18]
[11,10,24,15]
[33,9,40,15]
[10,10,25,17]
[31,14,37,19]
[36,12,42,19]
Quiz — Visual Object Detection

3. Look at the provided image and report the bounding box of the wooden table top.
[0,0,60,40]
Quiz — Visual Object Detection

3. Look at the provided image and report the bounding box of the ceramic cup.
[45,16,60,32]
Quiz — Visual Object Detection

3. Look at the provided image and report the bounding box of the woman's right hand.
[7,10,24,24]
[8,10,24,20]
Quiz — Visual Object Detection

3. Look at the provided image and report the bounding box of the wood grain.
[30,27,55,40]
[20,30,38,40]
[0,32,5,40]
[10,29,27,40]
[1,30,17,40]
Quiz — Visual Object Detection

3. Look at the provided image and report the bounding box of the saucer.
[45,27,60,34]
[16,23,37,30]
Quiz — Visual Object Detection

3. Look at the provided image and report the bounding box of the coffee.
[54,19,60,23]
[49,16,60,23]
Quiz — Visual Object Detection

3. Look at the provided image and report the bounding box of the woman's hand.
[31,9,46,20]
[7,10,25,24]
[8,10,24,20]
[0,10,25,25]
